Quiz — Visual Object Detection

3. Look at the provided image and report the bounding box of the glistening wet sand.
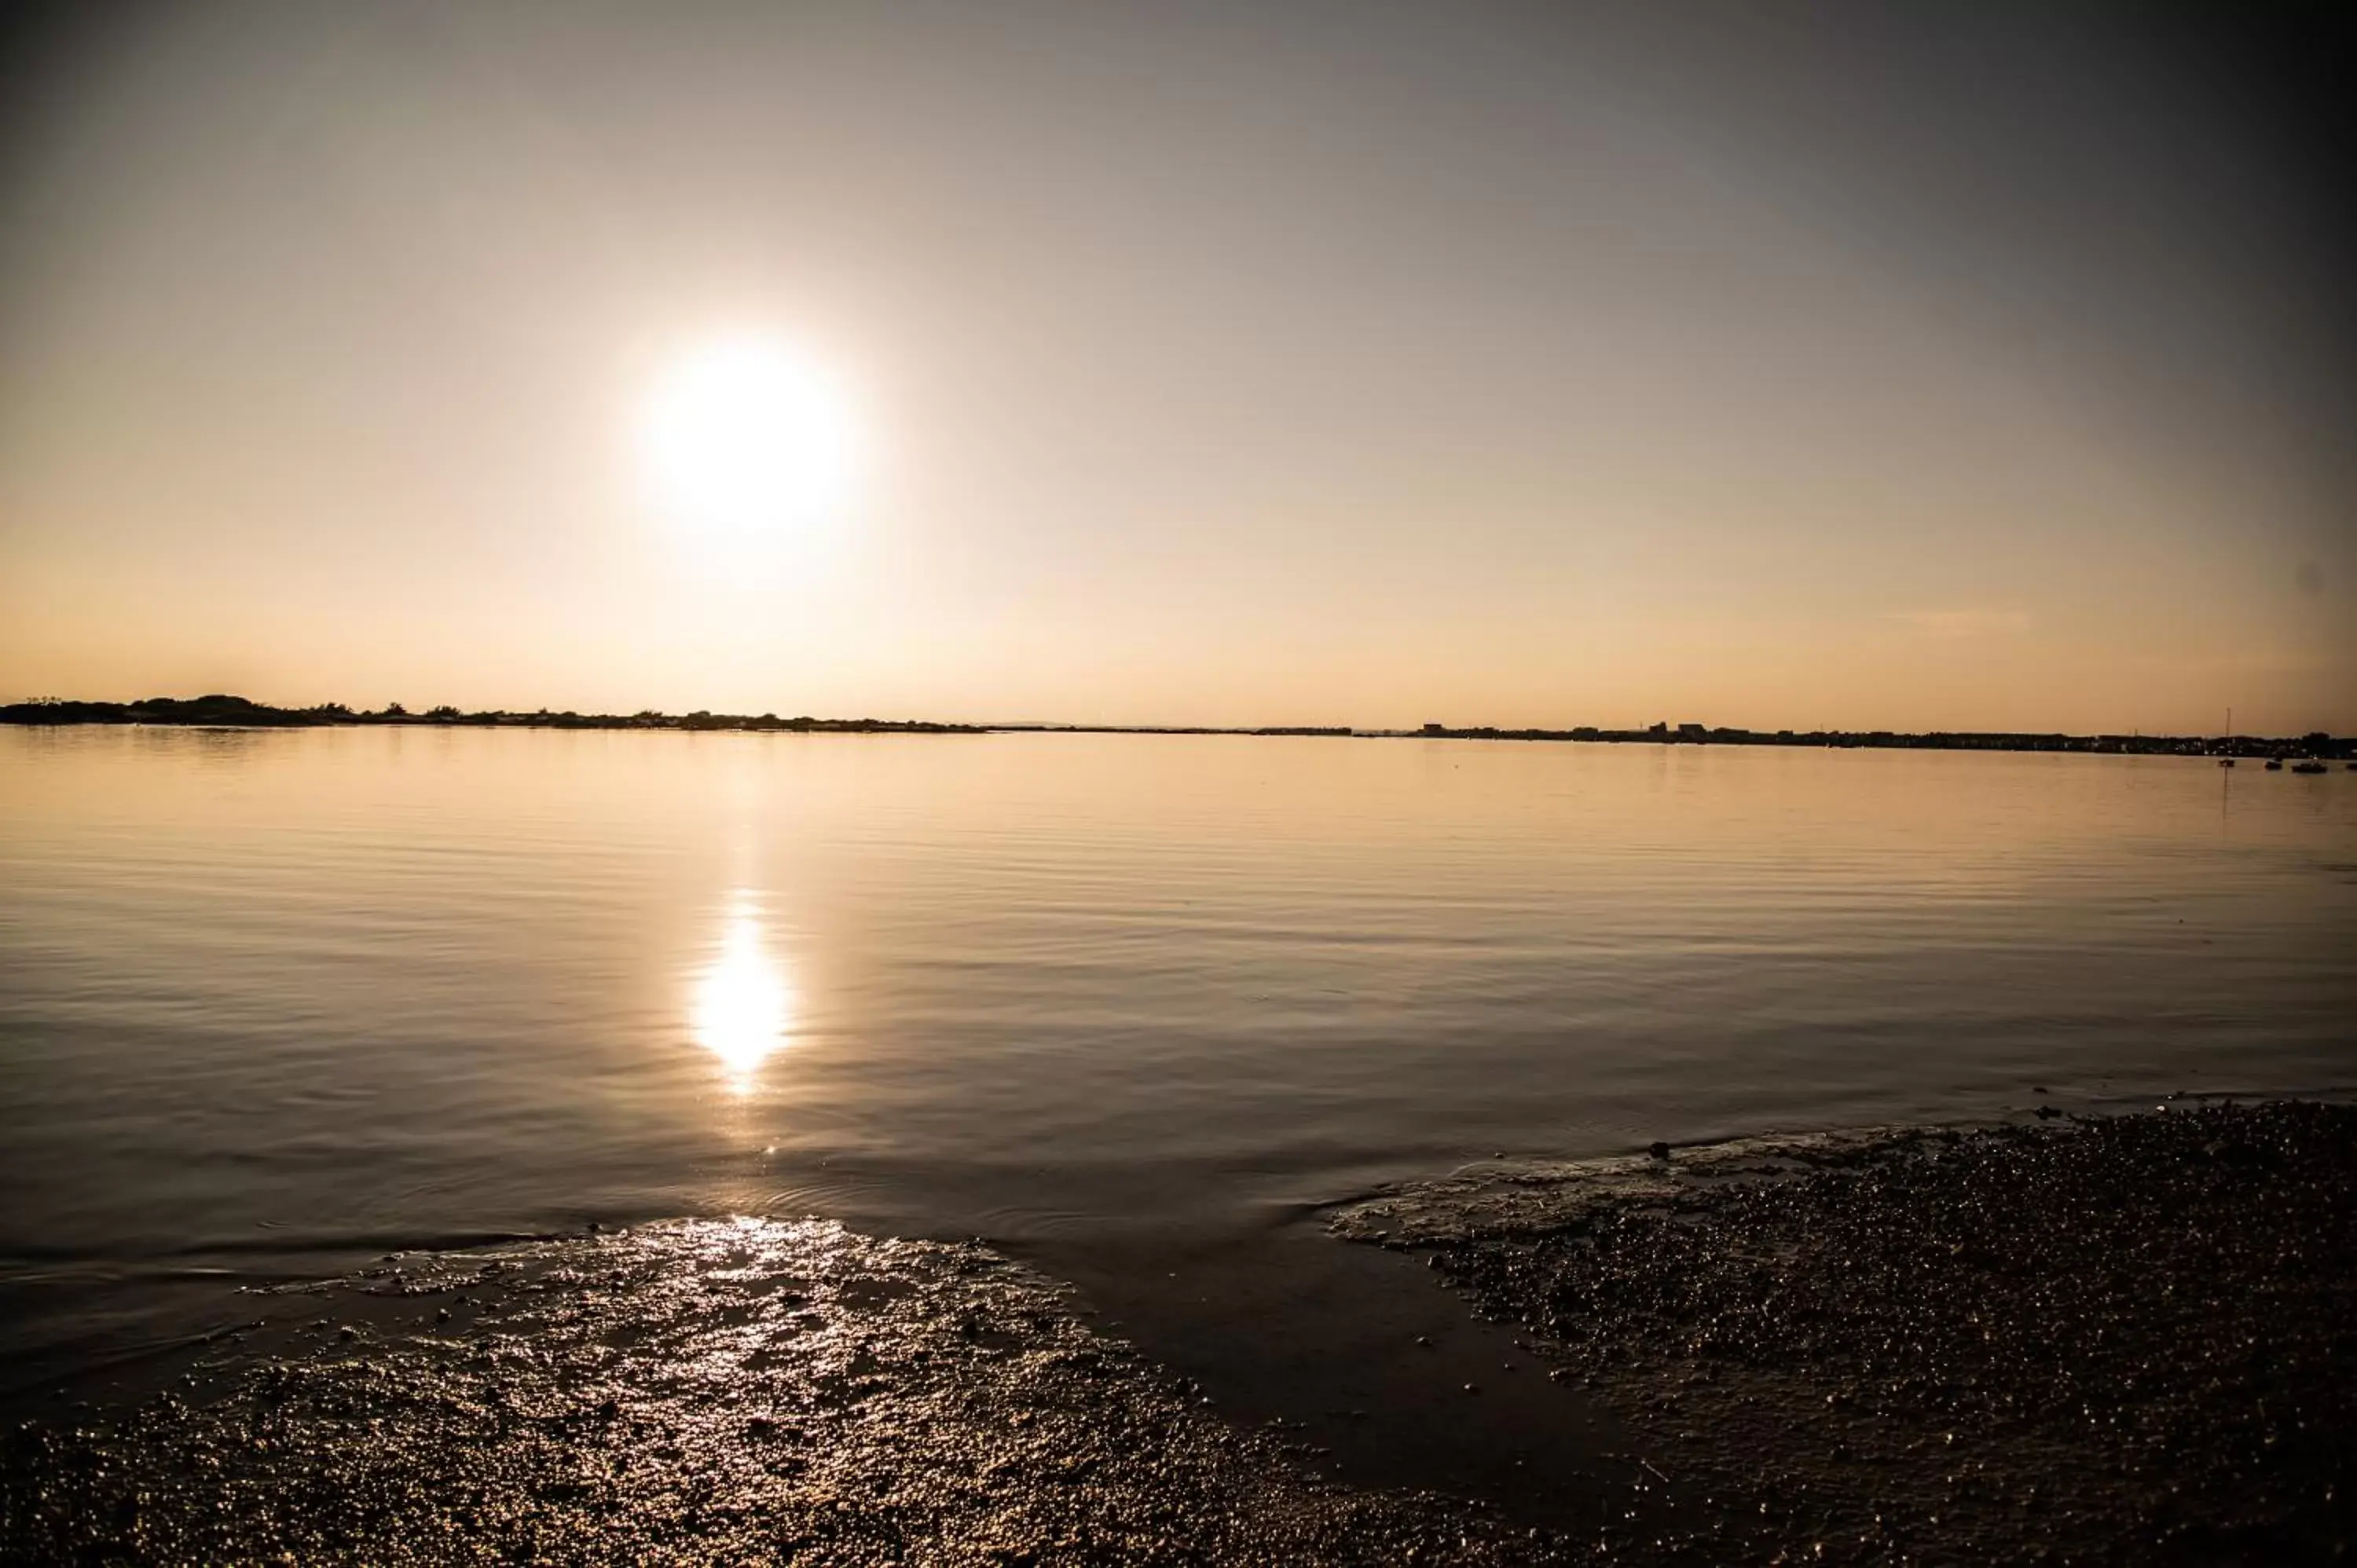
[6,1103,2351,1563]
[0,1219,1571,1564]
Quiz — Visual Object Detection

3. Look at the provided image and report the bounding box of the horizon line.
[1,694,2345,755]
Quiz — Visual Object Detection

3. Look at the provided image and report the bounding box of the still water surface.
[2,727,2352,1390]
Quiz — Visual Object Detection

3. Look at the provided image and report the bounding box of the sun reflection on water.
[692,895,794,1090]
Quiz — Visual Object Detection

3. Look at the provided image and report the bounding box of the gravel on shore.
[8,1102,2350,1565]
[1334,1099,2357,1565]
[2,1218,1562,1566]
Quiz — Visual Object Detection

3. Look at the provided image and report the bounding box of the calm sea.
[2,725,2352,1405]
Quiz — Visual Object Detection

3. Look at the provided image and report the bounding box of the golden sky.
[2,2,2350,732]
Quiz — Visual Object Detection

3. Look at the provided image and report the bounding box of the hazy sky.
[3,2,2351,731]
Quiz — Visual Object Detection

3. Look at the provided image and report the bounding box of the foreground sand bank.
[1,1219,1547,1564]
[1336,1099,2356,1563]
[6,1102,2349,1564]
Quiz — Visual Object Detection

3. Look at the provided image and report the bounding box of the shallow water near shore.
[2,726,2354,1511]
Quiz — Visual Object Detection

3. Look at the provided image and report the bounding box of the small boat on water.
[2218,757,2236,768]
[2264,759,2283,771]
[2291,761,2327,775]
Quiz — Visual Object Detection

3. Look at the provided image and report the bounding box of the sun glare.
[691,894,794,1090]
[640,336,858,540]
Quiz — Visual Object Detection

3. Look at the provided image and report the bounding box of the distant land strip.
[1,694,2348,760]
[0,694,980,735]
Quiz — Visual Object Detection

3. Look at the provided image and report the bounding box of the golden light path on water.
[691,892,794,1090]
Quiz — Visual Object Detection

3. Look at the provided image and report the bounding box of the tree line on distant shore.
[0,694,979,734]
[0,694,2344,759]
[1395,720,2348,760]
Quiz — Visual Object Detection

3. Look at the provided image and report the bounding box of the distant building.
[1677,723,1706,738]
[1421,723,1447,735]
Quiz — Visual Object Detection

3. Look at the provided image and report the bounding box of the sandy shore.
[1336,1098,2357,1564]
[6,1102,2350,1563]
[1,1218,1557,1564]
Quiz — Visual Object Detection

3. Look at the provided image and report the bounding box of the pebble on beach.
[1336,1100,2357,1565]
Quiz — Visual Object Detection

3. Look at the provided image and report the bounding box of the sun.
[639,335,859,540]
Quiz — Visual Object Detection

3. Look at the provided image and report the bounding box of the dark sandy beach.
[6,1101,2352,1564]
[1336,1098,2357,1564]
[1,1219,1556,1564]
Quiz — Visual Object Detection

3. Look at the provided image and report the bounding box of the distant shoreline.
[1,694,2347,760]
[0,694,981,736]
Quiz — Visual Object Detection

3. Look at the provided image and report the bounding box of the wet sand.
[6,1102,2352,1563]
[0,1219,1563,1564]
[1013,1219,1632,1526]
